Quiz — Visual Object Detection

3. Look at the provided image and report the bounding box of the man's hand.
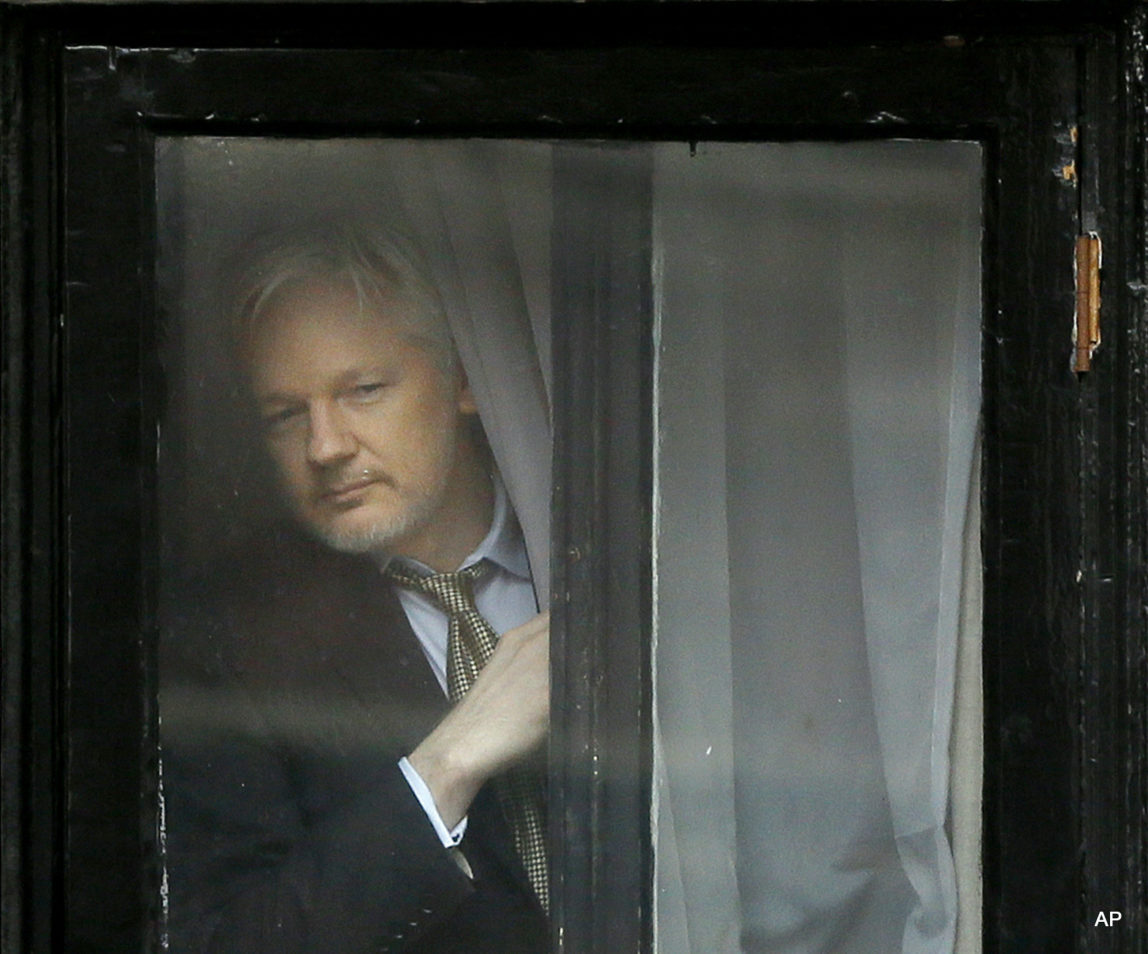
[407,611,549,829]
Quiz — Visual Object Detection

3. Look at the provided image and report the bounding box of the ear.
[457,367,479,415]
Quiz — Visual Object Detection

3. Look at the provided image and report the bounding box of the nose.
[306,401,356,466]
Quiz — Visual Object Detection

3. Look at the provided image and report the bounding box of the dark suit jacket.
[161,530,548,954]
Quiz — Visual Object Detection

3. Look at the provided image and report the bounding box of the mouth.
[317,474,380,507]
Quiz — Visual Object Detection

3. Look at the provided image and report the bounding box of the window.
[3,5,1146,953]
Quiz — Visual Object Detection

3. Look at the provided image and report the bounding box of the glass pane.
[652,141,983,954]
[156,136,982,954]
[155,138,559,953]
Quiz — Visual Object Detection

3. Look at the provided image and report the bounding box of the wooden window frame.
[2,4,1146,952]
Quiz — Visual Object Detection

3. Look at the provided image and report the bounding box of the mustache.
[313,467,395,498]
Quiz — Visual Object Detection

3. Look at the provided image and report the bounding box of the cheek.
[266,442,309,488]
[361,401,436,458]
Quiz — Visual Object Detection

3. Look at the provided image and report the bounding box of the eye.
[261,405,304,432]
[347,381,385,401]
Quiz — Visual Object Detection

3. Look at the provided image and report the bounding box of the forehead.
[247,279,424,389]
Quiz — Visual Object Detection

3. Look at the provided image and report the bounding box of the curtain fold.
[383,142,554,604]
[652,155,743,954]
[841,172,982,954]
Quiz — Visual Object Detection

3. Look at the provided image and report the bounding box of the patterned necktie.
[385,560,549,911]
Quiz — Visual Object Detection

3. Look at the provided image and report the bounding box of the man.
[161,223,550,954]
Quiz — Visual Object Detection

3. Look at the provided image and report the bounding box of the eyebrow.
[253,386,304,406]
[255,367,392,406]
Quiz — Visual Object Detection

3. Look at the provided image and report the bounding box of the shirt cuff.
[398,756,469,849]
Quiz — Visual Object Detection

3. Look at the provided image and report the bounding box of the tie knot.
[385,561,489,617]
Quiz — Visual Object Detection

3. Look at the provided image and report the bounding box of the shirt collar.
[461,473,532,580]
[382,472,531,581]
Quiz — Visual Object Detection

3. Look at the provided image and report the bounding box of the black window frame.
[2,4,1146,953]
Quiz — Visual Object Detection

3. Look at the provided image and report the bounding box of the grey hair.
[228,219,457,371]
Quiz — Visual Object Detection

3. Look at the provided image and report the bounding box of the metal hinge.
[1074,232,1101,373]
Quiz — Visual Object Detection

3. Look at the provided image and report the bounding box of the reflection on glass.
[652,142,983,954]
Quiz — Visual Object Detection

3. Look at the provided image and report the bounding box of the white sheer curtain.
[653,141,983,954]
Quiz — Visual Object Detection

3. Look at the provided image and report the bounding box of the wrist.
[398,756,469,847]
[408,734,486,830]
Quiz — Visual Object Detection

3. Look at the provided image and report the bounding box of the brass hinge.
[1074,232,1102,373]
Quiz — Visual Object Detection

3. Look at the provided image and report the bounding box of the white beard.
[296,439,458,560]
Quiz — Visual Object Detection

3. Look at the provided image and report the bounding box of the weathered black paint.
[2,13,66,954]
[550,144,654,954]
[2,4,1146,953]
[1077,9,1148,951]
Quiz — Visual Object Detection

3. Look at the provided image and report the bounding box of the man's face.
[248,278,476,558]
